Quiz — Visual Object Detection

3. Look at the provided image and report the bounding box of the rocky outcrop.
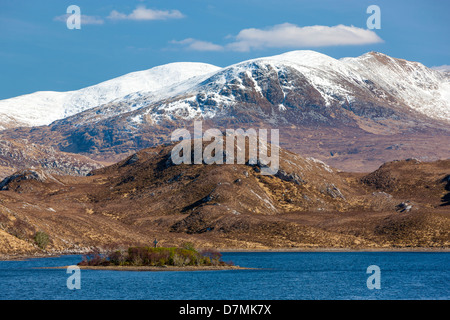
[0,139,104,180]
[396,201,413,212]
[275,169,306,185]
[0,169,62,190]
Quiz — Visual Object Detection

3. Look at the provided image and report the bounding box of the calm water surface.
[0,252,448,300]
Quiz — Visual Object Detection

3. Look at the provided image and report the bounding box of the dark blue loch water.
[0,252,448,300]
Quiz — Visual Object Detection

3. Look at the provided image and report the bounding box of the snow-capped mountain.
[1,50,449,172]
[31,50,449,130]
[0,62,220,130]
[1,51,449,131]
[341,52,450,120]
[141,50,450,123]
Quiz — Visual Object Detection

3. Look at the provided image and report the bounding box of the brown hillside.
[0,141,448,257]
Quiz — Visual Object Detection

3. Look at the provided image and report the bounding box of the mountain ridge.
[0,62,221,130]
[0,50,448,173]
[1,50,449,130]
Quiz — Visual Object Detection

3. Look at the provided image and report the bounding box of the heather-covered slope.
[0,142,448,257]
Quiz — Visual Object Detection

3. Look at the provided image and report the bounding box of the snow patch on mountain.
[151,50,450,122]
[140,51,366,122]
[341,52,450,120]
[0,62,221,129]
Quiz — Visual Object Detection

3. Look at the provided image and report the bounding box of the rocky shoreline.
[76,265,248,271]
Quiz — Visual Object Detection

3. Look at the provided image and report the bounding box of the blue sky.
[0,0,448,99]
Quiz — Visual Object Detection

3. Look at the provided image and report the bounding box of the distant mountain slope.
[0,62,220,130]
[0,139,105,179]
[341,52,450,120]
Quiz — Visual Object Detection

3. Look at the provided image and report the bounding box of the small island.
[77,243,244,271]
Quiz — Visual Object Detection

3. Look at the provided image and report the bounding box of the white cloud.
[171,38,223,51]
[227,23,384,52]
[53,14,104,25]
[108,6,184,21]
[431,65,450,72]
[173,23,383,52]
